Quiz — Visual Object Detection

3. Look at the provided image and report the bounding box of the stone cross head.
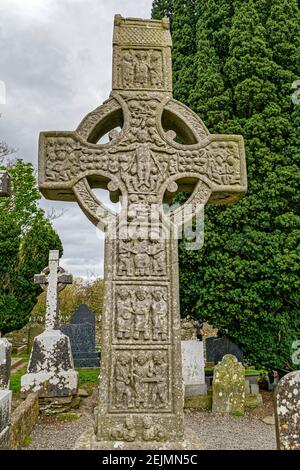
[34,250,72,330]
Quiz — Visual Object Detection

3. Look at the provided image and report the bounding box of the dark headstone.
[60,305,100,368]
[70,304,95,328]
[61,323,95,353]
[206,336,243,364]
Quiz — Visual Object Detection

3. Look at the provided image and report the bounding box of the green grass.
[76,368,100,395]
[10,366,28,393]
[231,411,244,417]
[21,436,32,447]
[57,412,80,422]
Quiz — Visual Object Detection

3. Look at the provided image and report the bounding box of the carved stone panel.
[110,349,170,412]
[114,285,169,342]
[116,239,167,279]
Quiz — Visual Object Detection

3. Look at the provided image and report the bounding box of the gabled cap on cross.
[0,171,11,197]
[35,250,72,330]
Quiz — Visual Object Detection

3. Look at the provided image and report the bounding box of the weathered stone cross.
[38,16,247,448]
[0,171,11,197]
[34,250,73,330]
[21,250,77,399]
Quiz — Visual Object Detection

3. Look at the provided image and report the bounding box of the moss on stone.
[184,394,212,410]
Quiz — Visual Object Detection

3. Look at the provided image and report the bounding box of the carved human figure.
[149,51,162,87]
[134,240,150,276]
[151,289,168,341]
[148,240,166,276]
[136,145,153,190]
[149,351,167,407]
[133,288,151,340]
[143,416,165,441]
[122,52,134,87]
[134,52,149,87]
[115,352,133,408]
[116,288,133,339]
[110,416,136,441]
[133,351,151,408]
[118,239,135,276]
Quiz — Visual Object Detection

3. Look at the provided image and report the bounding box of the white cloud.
[0,0,153,277]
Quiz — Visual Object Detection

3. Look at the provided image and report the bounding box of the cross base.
[21,330,78,397]
[74,428,204,450]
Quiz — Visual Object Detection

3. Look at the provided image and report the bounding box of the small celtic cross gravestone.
[21,251,78,398]
[38,16,247,448]
[34,250,73,330]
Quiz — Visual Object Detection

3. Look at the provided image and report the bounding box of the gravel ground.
[26,396,94,451]
[185,410,277,450]
[26,393,276,450]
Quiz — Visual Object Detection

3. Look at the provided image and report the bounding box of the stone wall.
[9,393,39,450]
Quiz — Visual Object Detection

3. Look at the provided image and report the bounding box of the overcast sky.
[0,0,153,278]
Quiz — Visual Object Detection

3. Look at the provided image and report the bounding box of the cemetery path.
[25,389,276,450]
[185,410,277,450]
[24,396,94,451]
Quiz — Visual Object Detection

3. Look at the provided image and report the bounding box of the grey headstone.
[206,336,243,364]
[181,340,207,396]
[275,370,300,450]
[0,389,12,449]
[0,338,12,389]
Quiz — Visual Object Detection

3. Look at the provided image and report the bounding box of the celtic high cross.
[38,16,247,448]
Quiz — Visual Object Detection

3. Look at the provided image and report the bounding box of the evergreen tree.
[152,0,300,370]
[0,160,62,334]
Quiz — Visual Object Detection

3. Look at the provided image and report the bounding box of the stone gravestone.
[0,176,13,448]
[21,251,78,398]
[0,171,11,197]
[181,340,207,396]
[212,354,245,414]
[206,335,244,364]
[61,304,100,367]
[0,338,12,449]
[38,15,247,448]
[275,370,300,450]
[0,338,12,389]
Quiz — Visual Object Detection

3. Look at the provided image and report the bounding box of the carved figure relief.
[110,416,136,441]
[117,239,167,278]
[115,352,134,408]
[115,286,168,341]
[143,417,165,441]
[112,350,169,410]
[118,49,163,90]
